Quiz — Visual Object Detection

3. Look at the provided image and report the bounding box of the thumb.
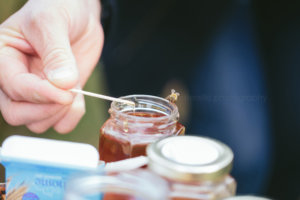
[22,11,79,89]
[43,45,79,90]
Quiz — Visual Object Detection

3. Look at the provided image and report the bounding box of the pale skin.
[0,0,103,133]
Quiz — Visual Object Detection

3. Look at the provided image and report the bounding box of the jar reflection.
[64,170,169,200]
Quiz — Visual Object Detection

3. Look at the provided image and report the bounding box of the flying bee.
[166,89,180,103]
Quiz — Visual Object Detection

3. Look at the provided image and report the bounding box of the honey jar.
[99,94,185,162]
[146,135,237,200]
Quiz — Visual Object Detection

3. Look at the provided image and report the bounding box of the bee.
[166,89,180,103]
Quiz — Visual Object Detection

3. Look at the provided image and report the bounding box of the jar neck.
[109,95,179,135]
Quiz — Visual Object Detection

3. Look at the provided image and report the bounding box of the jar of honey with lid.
[99,94,185,162]
[146,135,236,200]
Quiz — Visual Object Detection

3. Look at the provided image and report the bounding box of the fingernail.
[46,65,79,88]
[72,94,85,110]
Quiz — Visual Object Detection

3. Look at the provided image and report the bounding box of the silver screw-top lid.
[146,136,234,182]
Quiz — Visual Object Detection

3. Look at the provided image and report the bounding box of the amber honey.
[99,111,184,162]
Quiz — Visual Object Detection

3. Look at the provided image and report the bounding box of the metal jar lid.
[146,136,234,182]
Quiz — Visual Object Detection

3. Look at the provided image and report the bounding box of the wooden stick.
[70,89,135,106]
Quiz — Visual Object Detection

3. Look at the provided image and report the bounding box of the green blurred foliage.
[0,0,26,23]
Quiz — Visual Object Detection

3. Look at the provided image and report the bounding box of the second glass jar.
[146,136,237,200]
[99,94,185,162]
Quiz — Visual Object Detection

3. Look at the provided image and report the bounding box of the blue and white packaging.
[0,135,102,200]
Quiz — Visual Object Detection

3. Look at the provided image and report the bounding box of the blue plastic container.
[0,135,102,200]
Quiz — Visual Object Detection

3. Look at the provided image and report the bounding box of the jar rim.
[110,94,179,122]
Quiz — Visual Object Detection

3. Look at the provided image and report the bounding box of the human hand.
[0,0,103,133]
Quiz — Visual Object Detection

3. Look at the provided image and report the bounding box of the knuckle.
[27,123,48,134]
[58,6,72,28]
[2,108,21,126]
[54,124,72,134]
[28,10,56,29]
[73,97,86,118]
[6,87,22,101]
[54,108,85,134]
[0,90,24,126]
[77,105,86,117]
[43,47,74,69]
[73,104,86,121]
[28,6,70,32]
[43,104,62,117]
[28,6,66,26]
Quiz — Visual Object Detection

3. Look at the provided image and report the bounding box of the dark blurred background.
[1,0,300,199]
[101,0,300,199]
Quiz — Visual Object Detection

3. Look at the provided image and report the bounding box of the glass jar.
[99,94,185,162]
[224,196,272,200]
[146,135,237,200]
[64,169,169,200]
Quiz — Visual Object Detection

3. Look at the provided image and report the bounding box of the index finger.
[0,46,73,104]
